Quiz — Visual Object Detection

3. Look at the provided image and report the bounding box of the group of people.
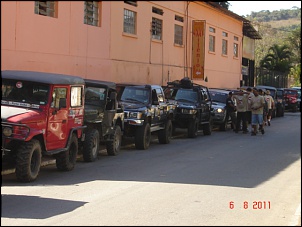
[226,87,275,136]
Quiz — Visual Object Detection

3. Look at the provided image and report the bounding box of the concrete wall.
[1,1,243,88]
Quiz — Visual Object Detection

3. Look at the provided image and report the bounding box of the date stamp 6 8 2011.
[229,201,271,209]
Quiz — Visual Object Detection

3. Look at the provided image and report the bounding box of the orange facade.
[1,1,244,88]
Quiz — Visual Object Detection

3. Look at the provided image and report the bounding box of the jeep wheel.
[135,123,151,150]
[203,118,212,135]
[219,118,227,131]
[15,139,42,182]
[83,129,99,162]
[188,118,198,138]
[106,125,122,156]
[56,134,78,171]
[292,105,298,112]
[158,119,172,144]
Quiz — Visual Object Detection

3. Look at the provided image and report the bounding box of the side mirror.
[59,98,67,109]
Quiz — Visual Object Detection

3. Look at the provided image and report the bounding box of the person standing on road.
[226,91,237,131]
[258,89,268,132]
[264,90,275,126]
[246,87,254,132]
[233,90,249,133]
[250,88,265,136]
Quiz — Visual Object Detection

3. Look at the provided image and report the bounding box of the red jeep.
[283,88,299,112]
[2,70,86,182]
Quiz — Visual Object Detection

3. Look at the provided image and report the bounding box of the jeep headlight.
[181,109,197,114]
[214,108,224,113]
[129,112,142,119]
[3,127,13,137]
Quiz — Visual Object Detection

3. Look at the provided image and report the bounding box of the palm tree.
[260,44,292,72]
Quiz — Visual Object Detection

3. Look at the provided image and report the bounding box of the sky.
[228,1,301,16]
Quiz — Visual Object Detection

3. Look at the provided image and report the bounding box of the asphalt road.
[1,111,301,226]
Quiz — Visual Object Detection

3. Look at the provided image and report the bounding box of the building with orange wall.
[1,1,260,88]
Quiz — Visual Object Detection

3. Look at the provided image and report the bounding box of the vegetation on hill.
[215,2,300,86]
[246,8,301,86]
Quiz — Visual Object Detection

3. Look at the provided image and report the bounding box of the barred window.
[209,35,215,52]
[174,24,183,45]
[233,43,238,57]
[209,27,215,33]
[84,1,100,26]
[152,7,163,15]
[152,17,162,40]
[34,1,56,17]
[124,1,137,7]
[124,9,136,34]
[175,15,183,22]
[222,39,228,55]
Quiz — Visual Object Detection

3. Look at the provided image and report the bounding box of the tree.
[286,27,301,64]
[260,44,292,72]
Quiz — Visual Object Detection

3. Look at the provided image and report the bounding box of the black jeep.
[117,83,175,150]
[163,77,213,138]
[81,79,124,162]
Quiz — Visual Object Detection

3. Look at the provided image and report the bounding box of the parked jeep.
[280,88,299,112]
[117,83,175,150]
[163,77,213,138]
[208,88,232,131]
[81,79,124,162]
[2,70,86,182]
[276,88,285,117]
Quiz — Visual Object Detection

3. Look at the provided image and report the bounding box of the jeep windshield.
[2,79,50,108]
[120,87,150,104]
[174,89,198,103]
[209,91,227,103]
[85,87,106,106]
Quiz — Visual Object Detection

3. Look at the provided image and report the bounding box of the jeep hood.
[1,105,44,122]
[177,101,197,109]
[211,101,225,109]
[119,101,147,110]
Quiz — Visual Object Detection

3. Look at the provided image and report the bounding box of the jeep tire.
[15,139,42,182]
[135,122,151,150]
[106,125,122,156]
[158,119,172,144]
[83,129,99,162]
[188,118,198,138]
[203,118,212,135]
[219,118,228,131]
[56,134,78,171]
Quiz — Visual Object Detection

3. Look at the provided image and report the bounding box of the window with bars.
[34,1,56,17]
[124,9,136,34]
[222,39,228,55]
[124,1,137,7]
[152,17,162,40]
[152,7,163,15]
[174,24,183,45]
[84,1,100,26]
[209,27,215,33]
[233,43,238,57]
[209,35,215,52]
[175,15,183,22]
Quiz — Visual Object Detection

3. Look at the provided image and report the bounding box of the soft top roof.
[2,70,85,85]
[85,78,116,90]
